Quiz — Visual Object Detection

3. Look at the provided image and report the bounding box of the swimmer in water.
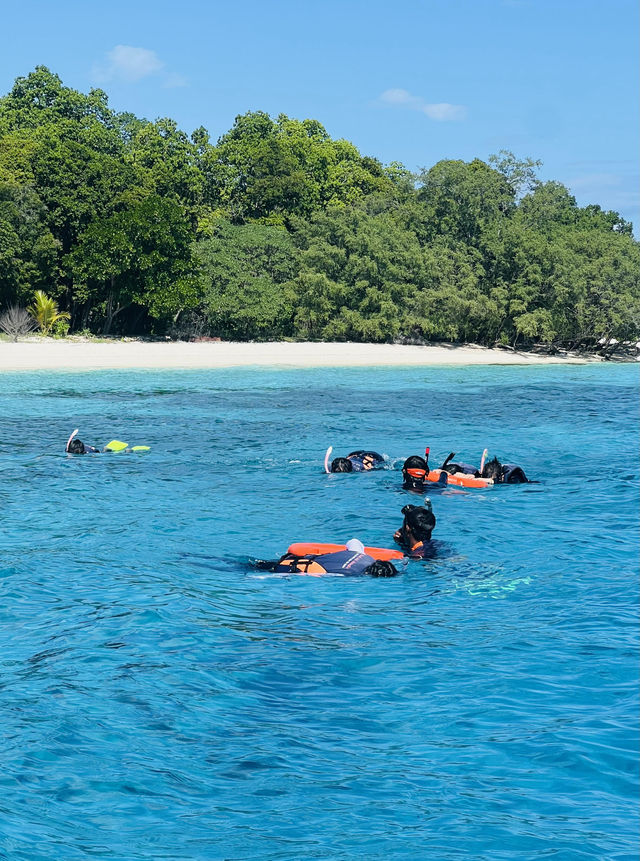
[481,456,530,484]
[257,538,398,577]
[66,430,149,454]
[401,454,447,492]
[440,452,529,483]
[66,438,100,454]
[330,450,385,472]
[394,502,437,558]
[402,454,428,490]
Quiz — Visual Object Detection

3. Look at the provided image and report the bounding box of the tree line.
[1,66,638,348]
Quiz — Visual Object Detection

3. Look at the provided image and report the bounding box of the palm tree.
[27,291,70,336]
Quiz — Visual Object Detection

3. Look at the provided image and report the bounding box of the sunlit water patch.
[0,364,637,859]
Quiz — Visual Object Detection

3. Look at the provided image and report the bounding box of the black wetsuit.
[346,451,385,471]
[444,461,480,476]
[393,528,437,559]
[446,461,529,483]
[501,464,529,483]
[402,471,448,493]
[402,540,436,559]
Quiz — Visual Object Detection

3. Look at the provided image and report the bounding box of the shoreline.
[0,338,604,371]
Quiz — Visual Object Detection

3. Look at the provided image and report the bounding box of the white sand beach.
[0,338,595,371]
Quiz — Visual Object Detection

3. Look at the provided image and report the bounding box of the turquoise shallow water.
[0,363,638,860]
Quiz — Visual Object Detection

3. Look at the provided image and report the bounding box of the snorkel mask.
[405,467,426,480]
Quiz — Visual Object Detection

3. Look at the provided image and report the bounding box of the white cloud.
[378,88,466,121]
[422,102,467,121]
[380,88,418,106]
[163,73,189,89]
[93,45,164,83]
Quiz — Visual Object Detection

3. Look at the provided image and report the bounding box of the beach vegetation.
[0,67,638,351]
[0,305,37,340]
[27,289,70,335]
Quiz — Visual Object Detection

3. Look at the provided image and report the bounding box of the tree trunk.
[103,277,121,335]
[103,290,116,335]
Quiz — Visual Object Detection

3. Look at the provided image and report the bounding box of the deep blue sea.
[0,363,638,860]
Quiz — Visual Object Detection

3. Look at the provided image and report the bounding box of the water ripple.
[0,364,637,859]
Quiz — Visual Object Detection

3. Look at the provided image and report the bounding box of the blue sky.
[2,0,638,229]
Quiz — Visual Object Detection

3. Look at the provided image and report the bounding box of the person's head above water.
[331,457,354,473]
[403,455,427,471]
[400,502,436,543]
[364,559,398,577]
[481,456,503,483]
[67,438,86,454]
[402,455,427,484]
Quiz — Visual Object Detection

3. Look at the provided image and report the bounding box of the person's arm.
[255,552,298,571]
[254,559,279,571]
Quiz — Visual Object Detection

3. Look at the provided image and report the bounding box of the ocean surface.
[0,363,637,860]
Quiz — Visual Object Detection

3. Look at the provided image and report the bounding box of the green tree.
[1,67,638,348]
[288,205,424,342]
[197,220,298,339]
[127,117,204,216]
[0,136,59,307]
[416,158,515,246]
[27,289,70,335]
[0,66,114,131]
[488,150,542,199]
[70,196,199,334]
[202,111,396,223]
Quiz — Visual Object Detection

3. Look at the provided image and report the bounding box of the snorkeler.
[66,438,100,454]
[394,502,437,558]
[329,450,385,473]
[65,430,100,454]
[257,538,398,577]
[401,455,448,492]
[480,456,530,484]
[440,451,530,484]
[65,429,150,454]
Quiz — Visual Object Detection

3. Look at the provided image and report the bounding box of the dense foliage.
[1,67,638,346]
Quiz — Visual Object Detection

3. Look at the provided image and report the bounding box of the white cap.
[345,538,365,554]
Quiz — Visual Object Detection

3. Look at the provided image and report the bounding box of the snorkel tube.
[324,446,333,474]
[441,451,455,470]
[66,428,79,453]
[480,448,488,473]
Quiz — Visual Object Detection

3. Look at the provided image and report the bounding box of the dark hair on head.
[68,438,86,454]
[482,456,503,482]
[403,455,427,471]
[331,457,353,473]
[365,559,398,578]
[403,505,436,541]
